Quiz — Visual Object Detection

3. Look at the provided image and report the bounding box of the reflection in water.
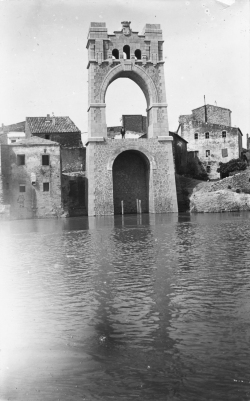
[0,213,250,400]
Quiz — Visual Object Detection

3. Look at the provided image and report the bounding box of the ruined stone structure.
[86,21,178,215]
[179,105,243,179]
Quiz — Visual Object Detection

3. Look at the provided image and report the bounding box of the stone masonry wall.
[197,169,250,194]
[0,145,10,204]
[61,174,87,217]
[9,144,62,219]
[123,115,147,134]
[180,120,241,179]
[192,105,231,126]
[33,133,82,147]
[61,147,86,173]
[86,138,177,215]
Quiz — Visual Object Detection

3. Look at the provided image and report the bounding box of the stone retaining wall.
[196,169,250,194]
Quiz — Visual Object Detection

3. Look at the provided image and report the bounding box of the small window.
[45,134,50,140]
[17,154,25,165]
[19,185,25,192]
[205,132,209,139]
[206,150,210,157]
[112,49,119,59]
[206,166,211,173]
[11,140,16,143]
[43,182,50,192]
[222,148,228,157]
[134,49,141,60]
[194,133,198,139]
[222,131,226,138]
[42,155,50,166]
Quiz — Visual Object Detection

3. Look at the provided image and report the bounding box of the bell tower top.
[86,21,164,66]
[86,21,169,140]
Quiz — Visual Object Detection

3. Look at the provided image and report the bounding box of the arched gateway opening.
[113,150,149,214]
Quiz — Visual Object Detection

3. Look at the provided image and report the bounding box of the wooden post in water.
[136,199,139,214]
[121,200,124,215]
[139,200,142,214]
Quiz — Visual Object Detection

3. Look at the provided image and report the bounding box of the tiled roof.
[12,136,59,146]
[26,116,80,134]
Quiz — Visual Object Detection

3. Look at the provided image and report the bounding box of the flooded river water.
[0,213,250,401]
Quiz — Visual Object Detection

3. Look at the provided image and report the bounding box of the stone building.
[25,115,82,147]
[179,104,243,179]
[0,115,86,219]
[86,21,178,215]
[107,114,147,139]
[25,114,86,216]
[1,136,63,219]
[122,115,147,135]
[0,121,26,145]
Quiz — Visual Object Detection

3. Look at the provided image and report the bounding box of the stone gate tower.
[86,21,178,215]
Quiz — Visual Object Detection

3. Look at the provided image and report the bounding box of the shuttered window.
[222,148,228,157]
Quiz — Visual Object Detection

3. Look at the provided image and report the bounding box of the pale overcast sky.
[0,0,249,144]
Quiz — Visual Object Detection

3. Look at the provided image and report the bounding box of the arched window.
[194,133,198,139]
[205,132,209,139]
[134,49,141,60]
[123,45,130,59]
[112,49,119,59]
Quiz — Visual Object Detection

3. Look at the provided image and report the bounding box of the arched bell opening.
[112,150,150,215]
[123,45,130,59]
[134,49,141,60]
[112,49,119,59]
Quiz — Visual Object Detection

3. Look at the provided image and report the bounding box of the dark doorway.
[113,150,149,214]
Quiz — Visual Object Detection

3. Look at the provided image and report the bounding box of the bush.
[228,185,231,189]
[236,189,241,193]
[186,160,208,181]
[217,158,247,178]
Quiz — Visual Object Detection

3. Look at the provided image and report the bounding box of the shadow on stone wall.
[186,151,208,181]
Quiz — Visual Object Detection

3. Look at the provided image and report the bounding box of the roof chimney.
[52,112,55,126]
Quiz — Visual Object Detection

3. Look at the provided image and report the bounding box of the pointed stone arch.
[99,63,158,108]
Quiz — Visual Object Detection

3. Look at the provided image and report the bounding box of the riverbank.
[177,168,250,213]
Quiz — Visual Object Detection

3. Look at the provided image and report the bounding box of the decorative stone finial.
[121,21,131,36]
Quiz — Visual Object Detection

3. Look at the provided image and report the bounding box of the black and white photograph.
[0,0,249,400]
